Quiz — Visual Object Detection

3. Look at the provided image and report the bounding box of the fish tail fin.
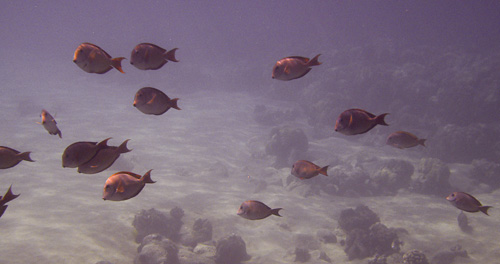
[307,54,322,66]
[479,206,492,215]
[165,48,179,62]
[376,113,389,126]
[111,57,126,73]
[271,208,282,217]
[170,98,181,110]
[0,206,7,218]
[319,166,329,176]
[19,152,34,162]
[142,169,156,184]
[2,185,20,204]
[419,139,426,147]
[98,137,112,148]
[118,139,132,154]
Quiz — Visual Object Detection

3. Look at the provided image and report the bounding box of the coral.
[135,234,179,264]
[338,205,380,232]
[133,208,183,243]
[411,158,451,196]
[265,126,308,168]
[402,250,429,264]
[192,218,213,244]
[370,159,414,195]
[368,223,399,255]
[214,235,251,264]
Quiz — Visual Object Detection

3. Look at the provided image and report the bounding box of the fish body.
[103,170,155,201]
[386,131,425,149]
[272,54,321,81]
[39,109,61,138]
[78,139,131,174]
[62,138,110,168]
[130,43,178,70]
[334,108,389,135]
[0,146,34,169]
[291,160,328,180]
[73,43,125,74]
[133,87,181,115]
[446,191,492,215]
[237,200,282,220]
[0,185,20,218]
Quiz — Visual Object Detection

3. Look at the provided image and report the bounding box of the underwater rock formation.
[370,159,414,195]
[338,205,380,232]
[182,218,213,247]
[214,234,251,264]
[133,207,184,243]
[265,126,308,168]
[135,234,179,264]
[411,158,451,196]
[430,244,468,264]
[294,247,311,262]
[402,249,429,264]
[469,159,500,190]
[253,104,297,126]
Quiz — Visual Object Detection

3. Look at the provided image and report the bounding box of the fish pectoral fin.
[284,65,291,75]
[116,182,125,193]
[90,165,99,168]
[147,94,157,104]
[348,114,353,127]
[36,121,42,125]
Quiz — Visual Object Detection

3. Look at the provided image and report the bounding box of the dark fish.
[78,139,132,174]
[0,146,34,169]
[130,43,178,70]
[386,131,425,149]
[38,109,62,138]
[0,185,20,218]
[291,160,328,180]
[237,200,282,220]
[62,138,110,168]
[133,87,181,115]
[103,170,155,201]
[73,43,125,74]
[446,192,492,215]
[272,54,321,81]
[334,108,389,135]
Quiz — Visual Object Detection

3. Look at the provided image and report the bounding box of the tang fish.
[334,109,389,135]
[272,54,321,81]
[446,192,492,215]
[37,109,61,138]
[73,43,125,74]
[130,43,178,70]
[62,138,110,168]
[103,170,155,201]
[237,200,282,220]
[0,185,20,218]
[78,139,132,174]
[0,146,34,169]
[386,131,425,149]
[133,87,181,115]
[291,160,328,180]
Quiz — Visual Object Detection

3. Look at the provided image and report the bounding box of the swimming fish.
[386,131,426,149]
[78,139,132,174]
[133,87,181,115]
[73,43,125,74]
[37,109,61,138]
[62,138,110,168]
[291,160,328,180]
[237,200,282,220]
[334,109,389,135]
[130,43,178,70]
[102,170,155,201]
[0,146,34,169]
[446,192,492,215]
[0,185,20,218]
[272,54,321,81]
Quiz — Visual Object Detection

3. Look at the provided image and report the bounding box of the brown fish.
[291,160,328,180]
[272,54,321,81]
[0,185,20,218]
[130,43,178,70]
[334,108,389,135]
[133,87,181,115]
[62,138,110,168]
[0,146,34,169]
[237,200,282,220]
[103,170,155,201]
[78,139,132,174]
[37,109,61,138]
[386,131,425,149]
[446,192,492,215]
[73,43,125,74]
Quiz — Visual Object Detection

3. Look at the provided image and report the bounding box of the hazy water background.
[1,1,500,264]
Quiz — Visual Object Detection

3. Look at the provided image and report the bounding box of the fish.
[291,160,328,180]
[102,170,155,201]
[334,108,389,135]
[0,185,20,218]
[446,191,492,215]
[78,139,132,174]
[237,200,282,220]
[386,131,425,149]
[73,43,125,74]
[0,146,34,169]
[130,43,178,70]
[272,54,321,81]
[37,109,62,138]
[133,87,181,115]
[62,138,110,168]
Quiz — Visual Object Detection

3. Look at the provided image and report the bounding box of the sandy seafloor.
[0,77,499,264]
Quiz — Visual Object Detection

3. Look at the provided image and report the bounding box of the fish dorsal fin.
[143,43,166,53]
[115,171,142,179]
[85,43,112,59]
[287,56,309,63]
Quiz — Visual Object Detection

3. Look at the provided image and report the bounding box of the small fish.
[0,185,20,218]
[37,109,61,138]
[133,87,181,115]
[446,192,492,215]
[78,139,132,174]
[0,146,34,169]
[237,200,282,220]
[272,54,321,81]
[62,138,110,168]
[334,108,389,135]
[73,43,125,74]
[386,131,425,149]
[291,160,328,180]
[103,170,155,201]
[130,43,178,70]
